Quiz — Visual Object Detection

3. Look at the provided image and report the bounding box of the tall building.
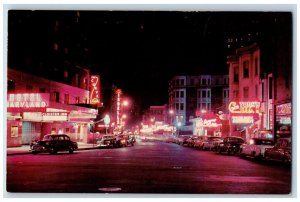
[168,75,229,128]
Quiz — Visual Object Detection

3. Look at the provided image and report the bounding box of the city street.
[6,139,291,194]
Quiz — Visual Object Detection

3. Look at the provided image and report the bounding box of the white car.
[202,136,223,150]
[240,138,275,159]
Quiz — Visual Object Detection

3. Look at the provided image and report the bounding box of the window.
[255,85,258,98]
[75,96,80,104]
[180,79,184,86]
[269,77,273,99]
[243,60,249,78]
[180,103,184,111]
[255,58,258,76]
[234,66,239,83]
[39,88,46,93]
[51,92,60,103]
[176,103,180,111]
[223,89,229,98]
[64,94,69,104]
[233,90,239,99]
[176,91,179,98]
[202,90,207,98]
[26,85,33,91]
[190,79,194,86]
[243,87,249,99]
[8,80,15,92]
[201,78,207,85]
[180,91,184,98]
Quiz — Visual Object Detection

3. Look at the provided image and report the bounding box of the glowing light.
[7,93,49,109]
[228,101,260,114]
[90,75,100,105]
[231,116,254,124]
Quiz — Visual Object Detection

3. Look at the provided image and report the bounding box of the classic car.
[240,138,274,159]
[264,138,291,164]
[217,136,245,155]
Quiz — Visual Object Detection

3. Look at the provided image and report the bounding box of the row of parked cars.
[171,134,292,164]
[30,133,136,154]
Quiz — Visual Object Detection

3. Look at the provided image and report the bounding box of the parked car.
[193,136,208,149]
[217,136,245,155]
[264,138,291,164]
[176,135,191,145]
[165,135,177,143]
[240,138,275,159]
[30,134,78,154]
[186,136,198,147]
[202,136,223,151]
[96,135,116,148]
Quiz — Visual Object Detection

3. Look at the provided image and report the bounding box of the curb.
[7,147,99,156]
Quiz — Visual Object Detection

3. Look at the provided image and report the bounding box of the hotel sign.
[228,101,260,114]
[7,93,49,112]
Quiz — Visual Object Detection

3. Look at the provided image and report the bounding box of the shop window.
[51,128,56,134]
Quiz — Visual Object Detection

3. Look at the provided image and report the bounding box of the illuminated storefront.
[228,101,261,141]
[275,102,291,138]
[7,93,97,147]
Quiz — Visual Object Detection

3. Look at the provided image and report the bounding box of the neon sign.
[276,103,291,115]
[7,93,49,109]
[42,112,68,121]
[90,75,100,105]
[232,116,254,124]
[228,101,260,114]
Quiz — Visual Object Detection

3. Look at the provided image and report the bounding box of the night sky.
[7,10,291,113]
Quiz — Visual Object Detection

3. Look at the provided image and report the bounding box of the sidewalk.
[6,142,98,156]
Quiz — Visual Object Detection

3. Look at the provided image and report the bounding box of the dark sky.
[7,10,292,112]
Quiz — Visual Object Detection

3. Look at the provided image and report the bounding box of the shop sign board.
[42,112,69,121]
[276,103,291,115]
[231,116,254,124]
[228,101,261,114]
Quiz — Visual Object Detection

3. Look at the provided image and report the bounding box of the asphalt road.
[6,139,292,195]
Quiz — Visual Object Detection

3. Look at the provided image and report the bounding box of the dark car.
[30,134,78,154]
[115,134,135,147]
[217,136,245,155]
[96,135,116,148]
[264,138,291,164]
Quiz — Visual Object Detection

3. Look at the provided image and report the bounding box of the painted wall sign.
[90,75,100,105]
[228,101,260,114]
[7,93,49,111]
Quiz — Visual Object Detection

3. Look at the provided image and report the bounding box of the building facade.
[227,42,292,142]
[168,75,229,135]
[7,68,98,147]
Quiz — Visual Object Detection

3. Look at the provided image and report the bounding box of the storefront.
[228,101,261,142]
[7,93,97,147]
[275,102,291,138]
[192,112,222,137]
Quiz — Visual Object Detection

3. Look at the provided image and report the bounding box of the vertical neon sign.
[90,75,100,106]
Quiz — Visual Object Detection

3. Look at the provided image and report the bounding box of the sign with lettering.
[90,75,100,106]
[228,101,260,114]
[231,116,254,124]
[42,112,69,121]
[7,93,49,112]
[276,103,291,115]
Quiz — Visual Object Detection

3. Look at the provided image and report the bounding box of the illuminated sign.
[42,112,69,121]
[231,116,254,124]
[277,116,291,125]
[90,75,100,105]
[7,93,49,111]
[195,118,220,128]
[228,101,260,114]
[276,103,291,115]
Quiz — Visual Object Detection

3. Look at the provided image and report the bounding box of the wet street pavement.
[6,140,292,195]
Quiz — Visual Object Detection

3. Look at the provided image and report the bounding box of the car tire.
[69,147,74,154]
[32,151,38,155]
